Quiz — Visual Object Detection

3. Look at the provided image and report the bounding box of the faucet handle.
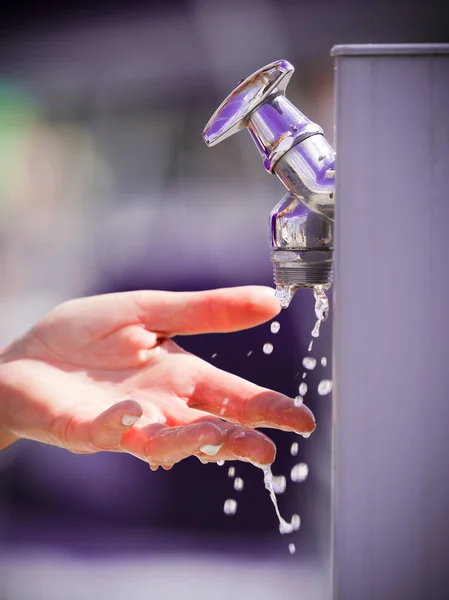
[203,59,295,147]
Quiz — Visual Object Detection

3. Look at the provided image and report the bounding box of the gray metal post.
[331,44,449,600]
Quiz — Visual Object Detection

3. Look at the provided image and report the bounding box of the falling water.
[218,285,331,552]
[275,285,295,309]
[234,477,244,491]
[270,321,281,334]
[291,463,309,483]
[311,285,329,338]
[302,357,317,370]
[223,499,237,515]
[318,380,333,396]
[272,475,287,495]
[261,465,295,534]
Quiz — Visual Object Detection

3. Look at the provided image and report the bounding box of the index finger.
[135,286,281,336]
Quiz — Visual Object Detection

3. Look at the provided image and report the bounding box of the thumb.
[90,399,143,450]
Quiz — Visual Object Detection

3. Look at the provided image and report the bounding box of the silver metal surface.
[202,60,296,150]
[202,60,335,299]
[332,44,449,599]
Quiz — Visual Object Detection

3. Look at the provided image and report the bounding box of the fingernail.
[200,443,223,456]
[121,414,140,426]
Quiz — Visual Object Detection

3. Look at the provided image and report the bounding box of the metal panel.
[332,44,449,599]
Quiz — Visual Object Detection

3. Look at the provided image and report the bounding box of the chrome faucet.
[203,60,335,308]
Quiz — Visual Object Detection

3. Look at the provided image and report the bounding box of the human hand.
[0,286,315,468]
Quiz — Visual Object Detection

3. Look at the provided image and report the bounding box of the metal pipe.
[332,44,449,599]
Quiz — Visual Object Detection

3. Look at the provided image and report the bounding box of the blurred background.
[0,1,447,598]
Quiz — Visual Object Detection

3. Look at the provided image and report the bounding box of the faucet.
[202,60,335,308]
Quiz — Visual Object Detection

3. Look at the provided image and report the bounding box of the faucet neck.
[247,94,323,172]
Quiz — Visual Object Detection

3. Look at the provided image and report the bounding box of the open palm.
[0,286,315,468]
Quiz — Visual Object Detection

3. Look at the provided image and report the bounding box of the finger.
[188,363,316,435]
[125,420,224,468]
[202,421,276,465]
[161,405,277,465]
[89,399,143,450]
[135,285,280,336]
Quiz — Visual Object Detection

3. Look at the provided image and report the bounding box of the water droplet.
[298,382,308,396]
[302,356,317,370]
[321,356,327,367]
[211,353,218,359]
[223,499,237,515]
[257,464,293,535]
[272,475,287,494]
[291,462,309,483]
[247,350,253,356]
[279,521,294,534]
[288,543,296,555]
[222,398,229,405]
[275,285,295,309]
[311,285,329,339]
[294,396,303,407]
[311,319,321,338]
[270,321,281,334]
[291,514,301,530]
[302,372,307,379]
[290,442,299,456]
[228,467,235,478]
[308,340,314,352]
[313,285,329,321]
[263,343,274,355]
[217,460,225,466]
[234,477,244,491]
[318,379,333,395]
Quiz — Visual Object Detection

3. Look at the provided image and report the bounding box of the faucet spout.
[202,60,335,306]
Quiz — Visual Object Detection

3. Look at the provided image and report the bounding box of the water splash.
[291,514,301,530]
[298,382,308,396]
[302,356,317,370]
[291,463,309,483]
[261,465,294,534]
[318,379,333,396]
[223,499,237,515]
[234,477,244,491]
[272,475,287,495]
[270,321,281,334]
[275,285,295,309]
[311,285,329,338]
[294,396,303,407]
